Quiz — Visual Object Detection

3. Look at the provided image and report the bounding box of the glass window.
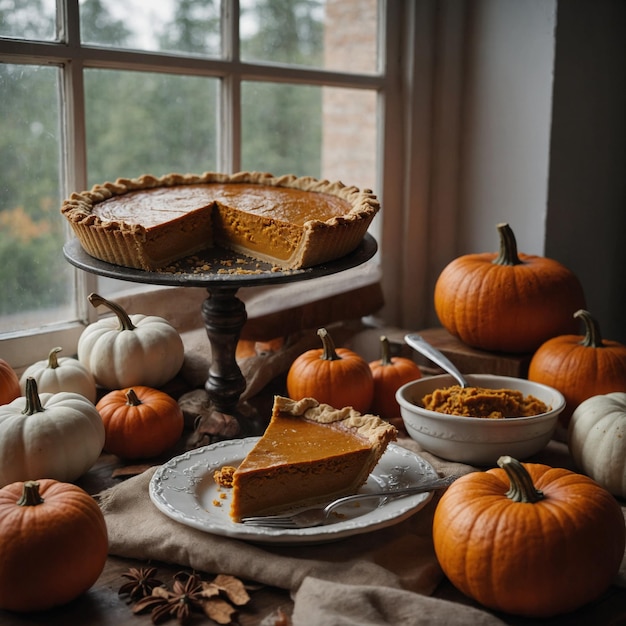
[321,87,377,189]
[79,0,222,58]
[0,0,57,41]
[240,0,379,74]
[242,82,377,189]
[84,69,219,185]
[241,81,323,177]
[0,0,389,366]
[0,63,73,333]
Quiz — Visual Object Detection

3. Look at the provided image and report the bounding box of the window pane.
[79,0,222,58]
[242,81,322,177]
[84,69,219,185]
[242,82,377,190]
[0,64,73,333]
[0,0,57,41]
[241,0,379,74]
[322,87,377,190]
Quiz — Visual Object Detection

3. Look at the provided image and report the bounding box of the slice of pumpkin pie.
[227,395,397,522]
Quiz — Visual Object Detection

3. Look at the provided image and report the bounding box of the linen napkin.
[291,578,507,626]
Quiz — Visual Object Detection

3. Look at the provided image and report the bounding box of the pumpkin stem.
[125,388,143,406]
[22,377,45,416]
[379,335,393,366]
[47,346,63,369]
[493,223,523,267]
[88,292,136,332]
[17,481,45,507]
[497,455,544,503]
[317,328,342,361]
[575,309,604,348]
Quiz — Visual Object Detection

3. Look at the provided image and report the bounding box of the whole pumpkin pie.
[60,171,379,271]
[225,395,397,522]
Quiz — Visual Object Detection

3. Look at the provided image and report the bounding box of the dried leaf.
[200,581,222,599]
[211,574,250,606]
[203,597,238,624]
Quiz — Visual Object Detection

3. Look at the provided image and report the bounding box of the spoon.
[404,334,469,388]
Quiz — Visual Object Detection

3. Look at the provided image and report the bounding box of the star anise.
[133,572,208,624]
[119,566,165,601]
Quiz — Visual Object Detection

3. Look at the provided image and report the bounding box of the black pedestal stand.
[64,236,377,436]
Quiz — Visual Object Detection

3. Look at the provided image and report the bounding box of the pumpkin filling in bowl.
[422,385,549,419]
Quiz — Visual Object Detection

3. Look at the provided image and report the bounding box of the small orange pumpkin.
[434,223,586,353]
[528,309,626,430]
[0,358,20,405]
[369,335,422,420]
[96,386,184,459]
[433,456,625,618]
[0,479,108,612]
[286,328,374,413]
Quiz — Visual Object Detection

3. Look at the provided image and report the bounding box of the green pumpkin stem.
[17,481,45,507]
[575,309,604,348]
[493,223,523,267]
[317,328,342,361]
[23,377,45,415]
[497,455,544,503]
[47,346,63,369]
[88,292,136,332]
[125,388,143,406]
[379,335,393,366]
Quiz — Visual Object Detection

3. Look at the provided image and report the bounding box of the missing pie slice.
[227,395,397,522]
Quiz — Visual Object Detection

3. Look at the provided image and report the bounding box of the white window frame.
[0,0,455,370]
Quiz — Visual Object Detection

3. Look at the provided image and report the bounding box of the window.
[1,0,415,369]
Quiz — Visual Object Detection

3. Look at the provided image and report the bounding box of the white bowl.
[396,374,565,467]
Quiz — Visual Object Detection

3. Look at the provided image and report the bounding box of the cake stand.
[63,235,377,436]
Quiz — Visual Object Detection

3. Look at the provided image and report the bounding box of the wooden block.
[411,327,532,378]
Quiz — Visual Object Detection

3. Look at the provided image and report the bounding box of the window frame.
[0,0,439,370]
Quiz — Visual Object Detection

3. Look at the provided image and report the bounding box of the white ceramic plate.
[149,438,438,544]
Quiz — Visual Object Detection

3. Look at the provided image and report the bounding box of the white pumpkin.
[568,391,626,498]
[0,378,105,487]
[19,347,97,403]
[77,293,185,390]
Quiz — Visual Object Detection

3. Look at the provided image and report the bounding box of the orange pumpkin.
[528,309,626,430]
[433,456,625,618]
[96,386,184,459]
[434,223,586,353]
[0,358,20,405]
[369,335,422,420]
[286,327,374,413]
[0,479,108,612]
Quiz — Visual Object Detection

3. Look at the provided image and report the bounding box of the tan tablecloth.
[98,438,625,625]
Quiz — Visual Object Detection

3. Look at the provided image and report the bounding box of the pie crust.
[60,171,379,271]
[229,395,397,522]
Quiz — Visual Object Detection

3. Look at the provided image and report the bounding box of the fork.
[240,474,459,528]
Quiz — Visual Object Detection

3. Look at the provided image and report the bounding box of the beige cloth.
[98,439,625,625]
[292,578,507,626]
